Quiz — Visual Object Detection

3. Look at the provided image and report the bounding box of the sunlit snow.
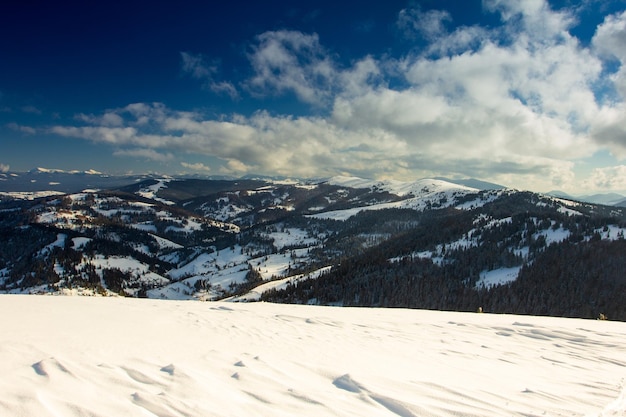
[0,296,624,417]
[312,177,481,220]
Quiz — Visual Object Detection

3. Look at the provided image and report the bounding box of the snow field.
[0,296,624,417]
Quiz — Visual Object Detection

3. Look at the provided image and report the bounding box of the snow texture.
[0,295,624,417]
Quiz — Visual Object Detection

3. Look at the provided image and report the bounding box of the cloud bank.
[48,1,626,192]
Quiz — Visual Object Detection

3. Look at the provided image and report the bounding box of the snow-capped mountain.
[1,175,625,320]
[0,167,156,194]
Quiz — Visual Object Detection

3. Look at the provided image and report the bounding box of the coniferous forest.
[1,176,625,321]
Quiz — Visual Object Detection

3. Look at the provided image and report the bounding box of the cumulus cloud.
[181,162,211,172]
[47,101,576,190]
[0,163,9,173]
[588,11,626,156]
[483,0,576,41]
[46,1,626,192]
[397,7,452,40]
[76,112,124,127]
[245,30,337,105]
[180,52,238,99]
[583,165,626,191]
[593,10,626,64]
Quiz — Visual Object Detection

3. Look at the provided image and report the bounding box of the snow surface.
[476,266,522,288]
[137,179,176,205]
[0,190,65,200]
[312,177,480,221]
[0,296,624,417]
[327,176,478,197]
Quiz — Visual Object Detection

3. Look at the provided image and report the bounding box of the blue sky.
[2,0,626,194]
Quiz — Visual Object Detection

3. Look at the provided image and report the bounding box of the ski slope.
[0,296,624,417]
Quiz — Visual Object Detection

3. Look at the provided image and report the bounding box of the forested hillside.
[1,176,625,320]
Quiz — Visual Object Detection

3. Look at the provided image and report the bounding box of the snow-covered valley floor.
[1,296,624,417]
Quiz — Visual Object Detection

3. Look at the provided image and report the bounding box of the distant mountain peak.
[327,176,478,197]
[29,167,103,175]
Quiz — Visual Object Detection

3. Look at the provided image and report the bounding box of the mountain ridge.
[1,175,625,320]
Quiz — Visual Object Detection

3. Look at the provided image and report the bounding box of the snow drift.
[0,295,624,417]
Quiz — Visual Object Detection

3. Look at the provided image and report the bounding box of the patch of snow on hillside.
[202,200,252,221]
[38,233,67,256]
[265,227,319,250]
[89,256,169,291]
[476,266,521,288]
[536,225,571,245]
[71,237,91,249]
[308,206,365,221]
[152,262,251,300]
[169,246,249,280]
[456,190,501,210]
[595,225,626,241]
[37,209,85,228]
[230,265,332,302]
[131,223,158,233]
[164,218,203,233]
[150,234,183,250]
[137,179,175,205]
[550,198,584,216]
[251,252,294,280]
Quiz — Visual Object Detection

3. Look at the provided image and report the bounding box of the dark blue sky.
[2,1,626,193]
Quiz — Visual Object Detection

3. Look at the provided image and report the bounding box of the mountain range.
[1,171,625,320]
[3,168,625,206]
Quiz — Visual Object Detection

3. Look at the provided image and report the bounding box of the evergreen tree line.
[262,239,626,320]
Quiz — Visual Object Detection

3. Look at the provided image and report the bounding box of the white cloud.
[589,11,626,157]
[0,163,9,173]
[48,102,579,190]
[181,51,213,79]
[113,148,174,162]
[593,10,626,70]
[45,1,626,193]
[51,125,140,144]
[7,122,36,135]
[337,56,382,98]
[396,7,452,40]
[181,162,211,172]
[220,159,250,175]
[76,112,124,127]
[583,165,626,191]
[245,30,337,105]
[180,52,238,99]
[483,0,575,41]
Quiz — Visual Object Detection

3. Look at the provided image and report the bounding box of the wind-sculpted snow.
[0,296,624,417]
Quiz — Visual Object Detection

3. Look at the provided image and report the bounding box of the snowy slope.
[314,177,480,220]
[328,175,478,197]
[0,295,624,417]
